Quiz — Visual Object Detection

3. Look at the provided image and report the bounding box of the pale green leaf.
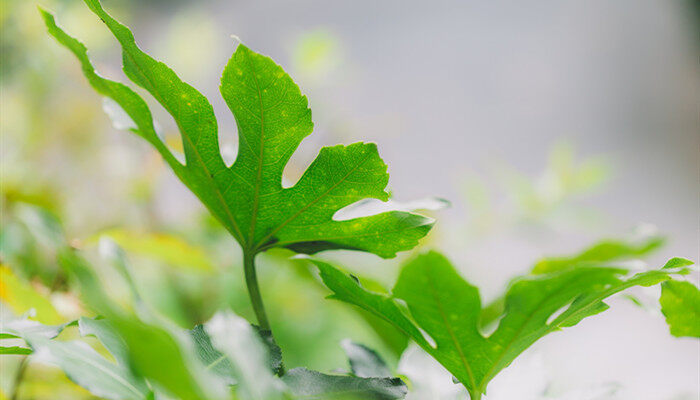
[24,335,151,400]
[532,236,664,274]
[341,340,391,378]
[204,311,287,400]
[78,317,130,366]
[189,324,237,385]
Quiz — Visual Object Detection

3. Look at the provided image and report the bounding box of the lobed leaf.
[42,0,433,259]
[314,251,691,396]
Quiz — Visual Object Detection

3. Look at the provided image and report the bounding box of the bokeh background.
[1,0,699,399]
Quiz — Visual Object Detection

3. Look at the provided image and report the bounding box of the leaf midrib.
[244,51,266,252]
[422,266,478,392]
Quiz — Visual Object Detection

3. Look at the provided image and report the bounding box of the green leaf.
[341,340,392,378]
[662,257,695,270]
[532,235,664,274]
[58,248,215,400]
[24,335,151,400]
[189,325,237,385]
[1,317,74,340]
[313,251,687,397]
[0,346,32,355]
[281,368,407,400]
[42,0,432,259]
[660,280,700,338]
[38,7,182,176]
[78,317,130,366]
[256,326,285,376]
[204,312,287,399]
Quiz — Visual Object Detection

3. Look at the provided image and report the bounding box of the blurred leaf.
[78,317,130,366]
[14,204,66,248]
[107,319,210,400]
[0,317,74,339]
[189,324,237,385]
[43,0,432,259]
[0,346,32,355]
[660,280,700,338]
[24,334,152,400]
[0,265,63,324]
[663,257,695,269]
[397,345,467,400]
[532,235,664,274]
[204,312,287,399]
[58,248,218,400]
[293,29,341,80]
[281,368,407,400]
[98,229,215,272]
[314,251,690,397]
[341,339,391,378]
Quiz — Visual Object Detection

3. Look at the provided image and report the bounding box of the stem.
[11,357,29,400]
[243,251,271,331]
[469,389,482,400]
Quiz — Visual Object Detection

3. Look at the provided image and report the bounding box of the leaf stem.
[11,357,29,400]
[469,390,482,400]
[243,251,271,332]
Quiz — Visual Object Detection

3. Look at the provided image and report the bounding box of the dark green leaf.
[660,280,700,338]
[282,368,407,400]
[256,326,285,375]
[314,251,688,397]
[43,0,432,259]
[341,340,391,378]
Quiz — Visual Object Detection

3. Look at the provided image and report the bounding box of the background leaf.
[660,280,700,338]
[314,251,691,397]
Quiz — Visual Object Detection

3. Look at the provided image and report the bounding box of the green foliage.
[660,280,700,338]
[312,251,693,398]
[40,1,431,260]
[532,235,665,274]
[11,2,694,400]
[0,346,32,355]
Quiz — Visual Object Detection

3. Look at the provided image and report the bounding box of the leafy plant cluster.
[1,1,698,399]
